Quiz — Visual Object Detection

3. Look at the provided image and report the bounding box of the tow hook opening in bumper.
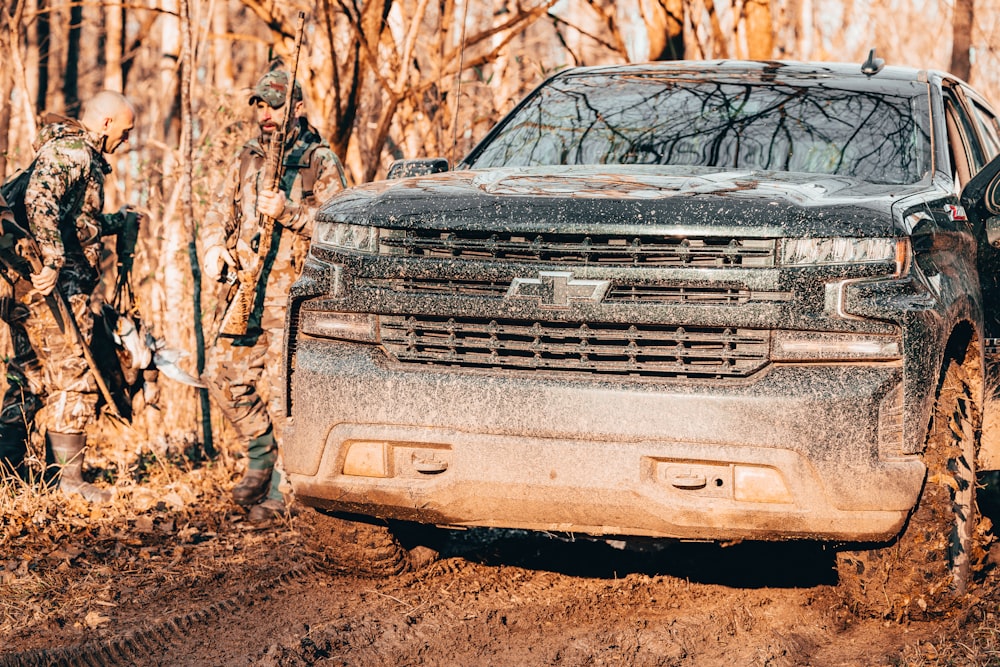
[652,459,793,504]
[342,440,452,478]
[341,438,792,505]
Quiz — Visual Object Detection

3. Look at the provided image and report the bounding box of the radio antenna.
[450,0,471,165]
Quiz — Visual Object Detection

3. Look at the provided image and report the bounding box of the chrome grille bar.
[381,231,775,266]
[369,279,770,304]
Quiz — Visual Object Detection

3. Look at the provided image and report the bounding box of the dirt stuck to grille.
[1,430,1000,667]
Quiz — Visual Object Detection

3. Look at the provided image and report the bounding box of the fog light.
[771,330,901,361]
[343,441,391,477]
[733,465,792,503]
[300,311,379,342]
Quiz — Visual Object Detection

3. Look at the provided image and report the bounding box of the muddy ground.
[2,439,1000,666]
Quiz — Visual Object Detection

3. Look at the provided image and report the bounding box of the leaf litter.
[1,423,1000,665]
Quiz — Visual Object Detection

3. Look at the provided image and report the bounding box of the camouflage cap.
[248,70,303,109]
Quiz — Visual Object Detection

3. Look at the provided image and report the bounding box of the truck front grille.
[371,277,758,304]
[380,315,770,378]
[381,231,775,267]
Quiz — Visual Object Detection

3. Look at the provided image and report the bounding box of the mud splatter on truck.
[283,56,1000,617]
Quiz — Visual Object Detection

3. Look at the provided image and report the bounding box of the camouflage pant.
[1,296,41,470]
[16,289,100,434]
[1,301,41,427]
[204,323,285,443]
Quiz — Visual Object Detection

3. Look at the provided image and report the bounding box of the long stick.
[14,235,123,419]
[47,290,122,419]
[217,12,307,338]
[180,0,216,456]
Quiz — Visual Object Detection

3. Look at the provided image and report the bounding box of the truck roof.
[554,59,934,86]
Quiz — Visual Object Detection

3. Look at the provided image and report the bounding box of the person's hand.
[202,245,235,280]
[142,378,160,409]
[257,189,287,220]
[122,206,144,231]
[30,265,59,296]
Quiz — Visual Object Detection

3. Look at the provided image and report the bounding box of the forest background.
[0,0,998,449]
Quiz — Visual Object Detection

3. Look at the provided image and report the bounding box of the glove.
[202,245,235,281]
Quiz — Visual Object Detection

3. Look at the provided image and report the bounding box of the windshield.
[466,74,932,185]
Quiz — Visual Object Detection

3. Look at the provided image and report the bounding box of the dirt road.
[3,509,996,667]
[2,435,999,667]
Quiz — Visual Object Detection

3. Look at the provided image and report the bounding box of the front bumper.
[284,339,924,543]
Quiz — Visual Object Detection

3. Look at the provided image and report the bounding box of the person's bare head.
[80,90,136,154]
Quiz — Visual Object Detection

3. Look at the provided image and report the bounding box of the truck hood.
[317,165,934,237]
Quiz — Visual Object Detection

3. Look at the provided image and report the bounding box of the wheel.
[302,509,439,577]
[837,351,982,619]
[978,355,1000,523]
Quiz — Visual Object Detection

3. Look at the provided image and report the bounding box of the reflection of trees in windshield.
[469,75,930,185]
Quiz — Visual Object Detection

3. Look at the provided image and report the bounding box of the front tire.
[303,509,439,577]
[837,350,981,618]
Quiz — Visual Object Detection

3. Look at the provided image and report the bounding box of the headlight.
[299,310,379,342]
[314,221,379,253]
[781,237,908,274]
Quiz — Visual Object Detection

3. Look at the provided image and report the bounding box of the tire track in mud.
[0,562,321,667]
[256,554,843,667]
[0,531,952,666]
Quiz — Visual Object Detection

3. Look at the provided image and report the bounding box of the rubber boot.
[232,428,277,507]
[48,431,115,503]
[248,468,287,523]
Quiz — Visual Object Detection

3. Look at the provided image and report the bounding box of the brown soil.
[2,435,1000,667]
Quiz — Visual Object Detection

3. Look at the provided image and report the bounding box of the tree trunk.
[744,0,773,59]
[104,0,124,91]
[647,0,685,60]
[35,0,49,114]
[179,0,215,457]
[0,1,18,178]
[3,0,36,163]
[951,0,973,81]
[703,0,729,58]
[159,0,182,148]
[212,0,233,88]
[64,0,82,116]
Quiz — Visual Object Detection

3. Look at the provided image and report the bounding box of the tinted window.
[971,100,1000,160]
[468,74,932,185]
[945,89,987,175]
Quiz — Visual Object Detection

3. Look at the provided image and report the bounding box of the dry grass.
[0,419,298,648]
[895,611,1000,666]
[3,415,1000,664]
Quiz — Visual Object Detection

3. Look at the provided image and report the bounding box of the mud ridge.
[0,562,320,667]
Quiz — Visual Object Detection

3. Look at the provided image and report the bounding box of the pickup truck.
[282,53,1000,616]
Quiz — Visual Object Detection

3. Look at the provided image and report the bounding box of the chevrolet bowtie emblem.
[506,271,611,309]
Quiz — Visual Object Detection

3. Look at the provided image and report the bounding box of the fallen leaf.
[48,544,84,561]
[177,526,199,543]
[162,491,185,510]
[131,488,158,512]
[84,610,110,629]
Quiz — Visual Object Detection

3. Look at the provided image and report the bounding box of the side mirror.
[386,158,449,180]
[987,216,1000,247]
[961,152,1000,219]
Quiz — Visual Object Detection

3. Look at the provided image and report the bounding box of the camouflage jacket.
[24,118,129,296]
[202,118,346,334]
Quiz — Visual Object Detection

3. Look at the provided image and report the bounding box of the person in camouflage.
[0,90,138,501]
[202,69,346,523]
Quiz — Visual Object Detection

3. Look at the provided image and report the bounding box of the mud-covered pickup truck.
[282,54,1000,613]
